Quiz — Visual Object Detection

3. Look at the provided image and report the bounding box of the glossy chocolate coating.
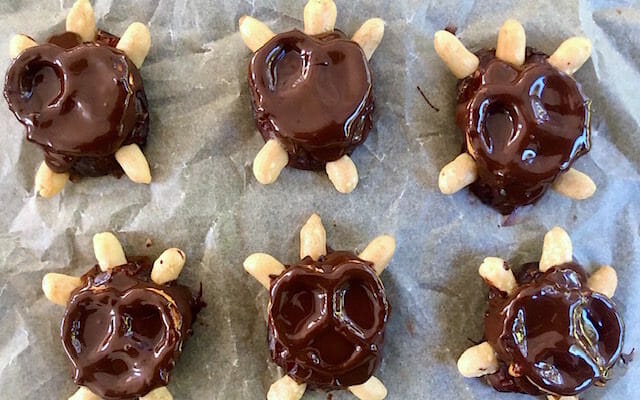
[456,49,591,214]
[268,251,389,390]
[4,30,149,177]
[61,261,201,400]
[484,262,624,396]
[249,29,374,170]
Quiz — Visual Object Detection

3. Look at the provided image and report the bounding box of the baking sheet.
[0,0,639,398]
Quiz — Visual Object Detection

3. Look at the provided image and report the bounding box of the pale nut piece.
[539,227,573,272]
[300,213,327,261]
[434,30,480,79]
[253,139,289,185]
[349,376,388,400]
[93,232,127,272]
[359,235,396,275]
[303,0,337,35]
[352,18,385,61]
[326,155,359,194]
[42,273,82,306]
[35,161,69,198]
[547,396,579,400]
[243,253,285,289]
[267,375,306,400]
[66,0,96,42]
[548,36,592,75]
[239,15,276,52]
[9,34,37,59]
[115,144,152,184]
[140,387,173,400]
[457,342,499,378]
[68,387,101,400]
[588,265,618,298]
[116,22,152,68]
[438,153,478,195]
[151,248,186,285]
[552,168,596,200]
[479,257,517,295]
[496,19,526,67]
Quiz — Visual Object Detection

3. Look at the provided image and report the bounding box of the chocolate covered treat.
[239,0,385,193]
[42,232,201,400]
[457,227,626,399]
[243,214,395,400]
[4,0,152,198]
[435,20,597,214]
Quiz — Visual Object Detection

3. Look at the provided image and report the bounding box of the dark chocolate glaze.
[268,251,389,390]
[249,29,374,170]
[4,30,149,177]
[61,260,201,400]
[456,48,591,214]
[484,262,624,397]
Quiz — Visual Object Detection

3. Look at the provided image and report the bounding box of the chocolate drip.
[268,251,389,390]
[4,30,149,177]
[484,262,624,396]
[249,30,374,170]
[61,261,202,400]
[456,49,591,214]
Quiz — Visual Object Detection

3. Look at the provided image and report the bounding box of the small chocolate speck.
[145,239,153,248]
[445,24,458,35]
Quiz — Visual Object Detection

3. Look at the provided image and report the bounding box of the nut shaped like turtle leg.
[93,232,127,272]
[140,386,173,400]
[352,18,385,61]
[117,22,152,68]
[304,0,337,35]
[151,248,186,284]
[359,235,396,275]
[42,273,82,306]
[68,387,101,400]
[539,227,573,272]
[267,375,306,400]
[434,30,480,79]
[349,376,388,400]
[326,155,359,194]
[35,162,69,199]
[551,168,596,200]
[66,0,96,42]
[588,265,618,298]
[244,253,285,289]
[253,139,289,185]
[438,153,478,195]
[9,34,36,59]
[457,342,499,378]
[478,257,516,295]
[300,214,327,261]
[548,37,592,75]
[115,144,152,184]
[239,16,276,52]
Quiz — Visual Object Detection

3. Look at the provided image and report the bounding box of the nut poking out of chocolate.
[484,262,624,396]
[249,30,374,170]
[61,261,201,400]
[456,49,591,214]
[268,251,389,390]
[4,31,149,177]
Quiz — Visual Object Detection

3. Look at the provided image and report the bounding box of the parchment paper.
[0,0,638,399]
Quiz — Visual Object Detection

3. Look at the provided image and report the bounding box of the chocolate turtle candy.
[484,262,624,396]
[249,29,374,170]
[456,48,591,214]
[61,261,201,400]
[4,31,149,177]
[268,251,389,390]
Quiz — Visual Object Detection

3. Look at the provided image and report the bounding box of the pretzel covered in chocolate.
[243,214,395,400]
[5,0,152,198]
[42,233,201,400]
[239,0,385,193]
[434,20,596,214]
[457,227,626,399]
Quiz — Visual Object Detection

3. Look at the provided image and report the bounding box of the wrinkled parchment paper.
[0,0,638,398]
